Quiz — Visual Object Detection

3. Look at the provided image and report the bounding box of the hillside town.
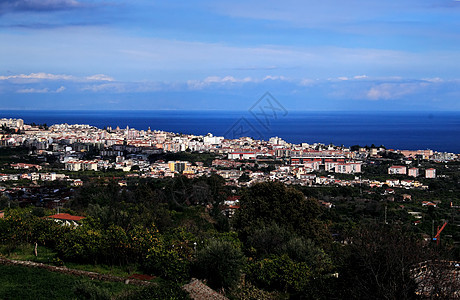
[1,117,459,216]
[1,118,457,187]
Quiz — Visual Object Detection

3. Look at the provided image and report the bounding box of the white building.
[335,162,362,174]
[388,165,407,175]
[425,168,436,179]
[228,152,256,160]
[408,168,419,177]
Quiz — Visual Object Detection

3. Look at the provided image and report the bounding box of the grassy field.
[0,244,57,263]
[0,243,142,278]
[0,244,189,299]
[0,264,141,300]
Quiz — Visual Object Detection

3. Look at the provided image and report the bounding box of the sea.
[1,110,459,153]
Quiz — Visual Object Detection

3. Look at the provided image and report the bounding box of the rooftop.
[47,213,85,221]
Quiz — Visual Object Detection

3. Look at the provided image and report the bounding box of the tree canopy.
[233,181,330,245]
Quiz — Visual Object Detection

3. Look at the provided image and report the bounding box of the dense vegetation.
[0,264,139,300]
[0,169,459,298]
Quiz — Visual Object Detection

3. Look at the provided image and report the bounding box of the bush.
[247,254,311,293]
[142,246,190,283]
[72,279,111,300]
[193,240,244,290]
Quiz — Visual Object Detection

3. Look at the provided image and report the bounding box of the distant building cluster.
[0,118,24,130]
[0,117,458,189]
[388,165,436,179]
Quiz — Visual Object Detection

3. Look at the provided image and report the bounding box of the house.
[425,168,436,179]
[384,188,395,195]
[225,195,241,205]
[402,194,412,201]
[315,176,328,185]
[228,152,256,160]
[223,204,240,218]
[304,161,320,172]
[408,168,419,177]
[10,163,42,171]
[319,200,333,208]
[47,213,85,226]
[422,201,437,208]
[388,165,407,175]
[408,211,422,219]
[65,161,82,171]
[335,162,362,174]
[71,179,83,186]
[400,180,413,187]
[385,179,400,187]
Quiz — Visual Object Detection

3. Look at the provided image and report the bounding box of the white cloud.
[81,83,123,92]
[187,75,291,90]
[16,85,66,93]
[205,76,252,84]
[187,76,254,89]
[366,83,420,100]
[263,75,288,81]
[55,86,66,92]
[0,72,114,82]
[85,74,114,81]
[331,75,368,81]
[81,81,164,93]
[16,87,49,93]
[0,72,74,81]
[299,78,316,86]
[422,77,443,83]
[0,72,115,94]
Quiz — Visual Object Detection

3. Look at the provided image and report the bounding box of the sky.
[0,0,459,111]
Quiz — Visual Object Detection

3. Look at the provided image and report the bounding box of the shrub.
[193,240,244,290]
[72,279,111,300]
[247,254,311,293]
[142,246,190,283]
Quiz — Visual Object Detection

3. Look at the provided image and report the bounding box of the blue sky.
[0,0,459,110]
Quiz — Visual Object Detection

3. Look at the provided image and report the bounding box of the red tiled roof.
[226,195,241,201]
[47,213,85,221]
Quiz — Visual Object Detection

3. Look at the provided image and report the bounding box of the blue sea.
[1,110,459,153]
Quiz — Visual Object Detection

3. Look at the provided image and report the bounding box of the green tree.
[247,254,312,293]
[194,240,244,290]
[72,279,111,300]
[56,225,104,264]
[247,224,292,257]
[234,182,331,246]
[103,225,129,265]
[337,224,424,299]
[143,245,190,282]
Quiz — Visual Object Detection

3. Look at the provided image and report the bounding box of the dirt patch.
[183,278,228,300]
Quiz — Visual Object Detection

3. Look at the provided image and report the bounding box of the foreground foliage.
[0,264,138,300]
[0,178,458,298]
